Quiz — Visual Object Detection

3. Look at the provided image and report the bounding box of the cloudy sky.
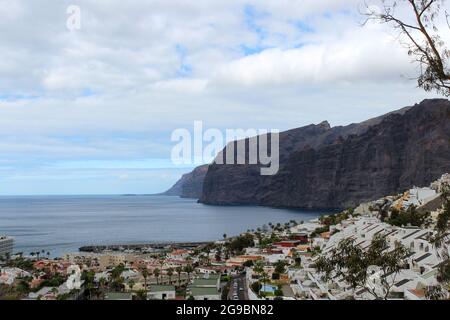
[0,0,442,195]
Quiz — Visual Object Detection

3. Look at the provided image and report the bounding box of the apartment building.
[0,236,14,260]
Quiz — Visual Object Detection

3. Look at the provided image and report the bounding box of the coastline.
[78,241,213,253]
[1,195,329,258]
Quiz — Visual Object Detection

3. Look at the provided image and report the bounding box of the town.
[1,174,449,301]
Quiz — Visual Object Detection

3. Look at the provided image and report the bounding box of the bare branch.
[363,0,450,96]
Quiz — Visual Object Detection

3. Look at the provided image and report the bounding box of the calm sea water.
[0,195,330,257]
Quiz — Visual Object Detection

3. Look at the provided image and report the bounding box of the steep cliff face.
[199,99,450,209]
[163,165,208,198]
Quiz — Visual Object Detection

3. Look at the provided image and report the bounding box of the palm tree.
[183,265,193,281]
[99,277,107,293]
[153,268,160,285]
[204,248,211,266]
[167,268,174,285]
[215,248,222,262]
[224,247,230,260]
[128,279,135,292]
[253,261,264,290]
[175,267,183,286]
[291,249,301,267]
[113,277,125,292]
[261,271,269,295]
[141,268,149,290]
[159,257,165,270]
[86,281,94,300]
[136,289,147,300]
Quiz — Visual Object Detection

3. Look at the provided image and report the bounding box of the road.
[227,273,249,300]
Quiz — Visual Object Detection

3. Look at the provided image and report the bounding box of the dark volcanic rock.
[199,99,450,209]
[163,165,208,198]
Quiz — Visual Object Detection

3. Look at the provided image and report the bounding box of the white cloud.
[213,22,417,86]
[0,0,442,194]
[149,78,208,94]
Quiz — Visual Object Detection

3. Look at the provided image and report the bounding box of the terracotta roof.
[408,288,425,298]
[170,249,190,255]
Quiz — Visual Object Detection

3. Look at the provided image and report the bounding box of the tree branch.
[409,0,448,78]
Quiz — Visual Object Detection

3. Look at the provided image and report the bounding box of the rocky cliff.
[163,164,208,198]
[167,99,450,209]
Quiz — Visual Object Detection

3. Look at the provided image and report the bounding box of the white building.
[167,249,191,260]
[430,173,450,193]
[403,187,438,208]
[65,265,83,290]
[0,267,31,285]
[187,274,221,300]
[147,285,176,300]
[263,253,287,264]
[187,287,221,300]
[0,236,14,261]
[28,287,57,300]
[291,222,322,234]
[314,216,448,300]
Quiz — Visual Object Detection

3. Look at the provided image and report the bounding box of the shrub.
[251,282,262,293]
[388,206,431,227]
[227,234,254,254]
[243,260,254,267]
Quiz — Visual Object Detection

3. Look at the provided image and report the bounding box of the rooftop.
[170,249,190,255]
[104,292,132,300]
[414,252,433,263]
[187,286,219,297]
[149,285,175,292]
[191,278,219,286]
[394,279,411,287]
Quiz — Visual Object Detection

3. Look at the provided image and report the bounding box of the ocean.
[0,195,331,257]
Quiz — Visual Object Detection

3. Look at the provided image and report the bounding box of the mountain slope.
[199,99,450,209]
[162,165,208,198]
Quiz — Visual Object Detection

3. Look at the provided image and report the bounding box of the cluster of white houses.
[240,217,447,300]
[290,217,444,300]
[241,174,450,300]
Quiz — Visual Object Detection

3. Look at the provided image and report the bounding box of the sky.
[0,0,445,195]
